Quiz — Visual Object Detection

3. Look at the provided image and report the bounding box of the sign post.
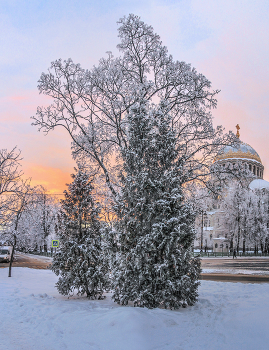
[52,240,59,253]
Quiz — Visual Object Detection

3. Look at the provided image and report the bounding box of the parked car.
[0,246,12,263]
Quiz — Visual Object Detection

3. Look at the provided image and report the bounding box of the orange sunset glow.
[23,165,73,195]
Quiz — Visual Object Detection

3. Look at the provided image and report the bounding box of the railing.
[193,251,269,258]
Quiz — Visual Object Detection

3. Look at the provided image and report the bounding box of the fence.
[193,251,269,258]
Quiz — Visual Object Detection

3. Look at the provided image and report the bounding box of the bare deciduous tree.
[32,14,235,201]
[2,180,36,277]
[0,147,23,225]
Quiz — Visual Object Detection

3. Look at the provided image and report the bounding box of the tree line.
[0,147,59,277]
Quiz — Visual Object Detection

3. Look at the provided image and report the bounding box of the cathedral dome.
[213,125,264,179]
[215,142,262,165]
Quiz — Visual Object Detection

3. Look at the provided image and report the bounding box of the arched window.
[253,165,256,175]
[249,164,252,171]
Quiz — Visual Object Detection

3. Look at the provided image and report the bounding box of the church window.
[249,164,252,171]
[215,243,218,248]
[253,165,256,175]
[210,234,212,240]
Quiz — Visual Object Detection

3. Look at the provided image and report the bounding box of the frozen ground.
[1,267,269,350]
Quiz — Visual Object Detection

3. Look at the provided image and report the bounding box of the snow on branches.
[32,14,235,199]
[51,168,108,299]
[111,99,201,308]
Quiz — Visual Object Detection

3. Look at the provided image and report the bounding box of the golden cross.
[236,124,240,138]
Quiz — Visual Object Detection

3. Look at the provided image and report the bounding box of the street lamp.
[201,210,207,252]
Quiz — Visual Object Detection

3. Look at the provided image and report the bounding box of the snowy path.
[1,267,269,350]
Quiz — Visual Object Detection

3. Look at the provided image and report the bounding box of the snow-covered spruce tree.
[112,99,201,309]
[51,169,107,299]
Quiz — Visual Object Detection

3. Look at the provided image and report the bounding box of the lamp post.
[201,211,206,252]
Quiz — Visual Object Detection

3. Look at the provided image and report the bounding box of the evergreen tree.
[51,169,107,299]
[112,100,201,309]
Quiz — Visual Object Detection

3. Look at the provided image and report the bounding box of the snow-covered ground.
[1,267,269,350]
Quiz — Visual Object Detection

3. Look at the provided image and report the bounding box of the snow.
[203,226,213,231]
[249,178,269,190]
[1,267,269,350]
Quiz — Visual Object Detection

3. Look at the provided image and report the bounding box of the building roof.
[215,141,262,165]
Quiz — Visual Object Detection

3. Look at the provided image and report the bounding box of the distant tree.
[51,169,107,299]
[248,190,269,253]
[0,147,23,225]
[2,180,36,277]
[32,186,59,250]
[220,183,269,253]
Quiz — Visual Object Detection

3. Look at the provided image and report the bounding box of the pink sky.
[1,0,269,192]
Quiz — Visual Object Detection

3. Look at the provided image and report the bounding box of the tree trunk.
[8,245,15,277]
[237,226,240,253]
[230,238,233,252]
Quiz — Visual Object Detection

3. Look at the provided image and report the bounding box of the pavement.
[200,257,269,283]
[1,253,269,283]
[0,252,52,270]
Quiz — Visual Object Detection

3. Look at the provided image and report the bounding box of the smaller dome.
[215,142,262,164]
[249,179,269,190]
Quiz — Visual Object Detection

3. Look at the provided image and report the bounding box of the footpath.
[201,257,269,282]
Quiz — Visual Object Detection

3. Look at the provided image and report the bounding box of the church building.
[194,125,269,253]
